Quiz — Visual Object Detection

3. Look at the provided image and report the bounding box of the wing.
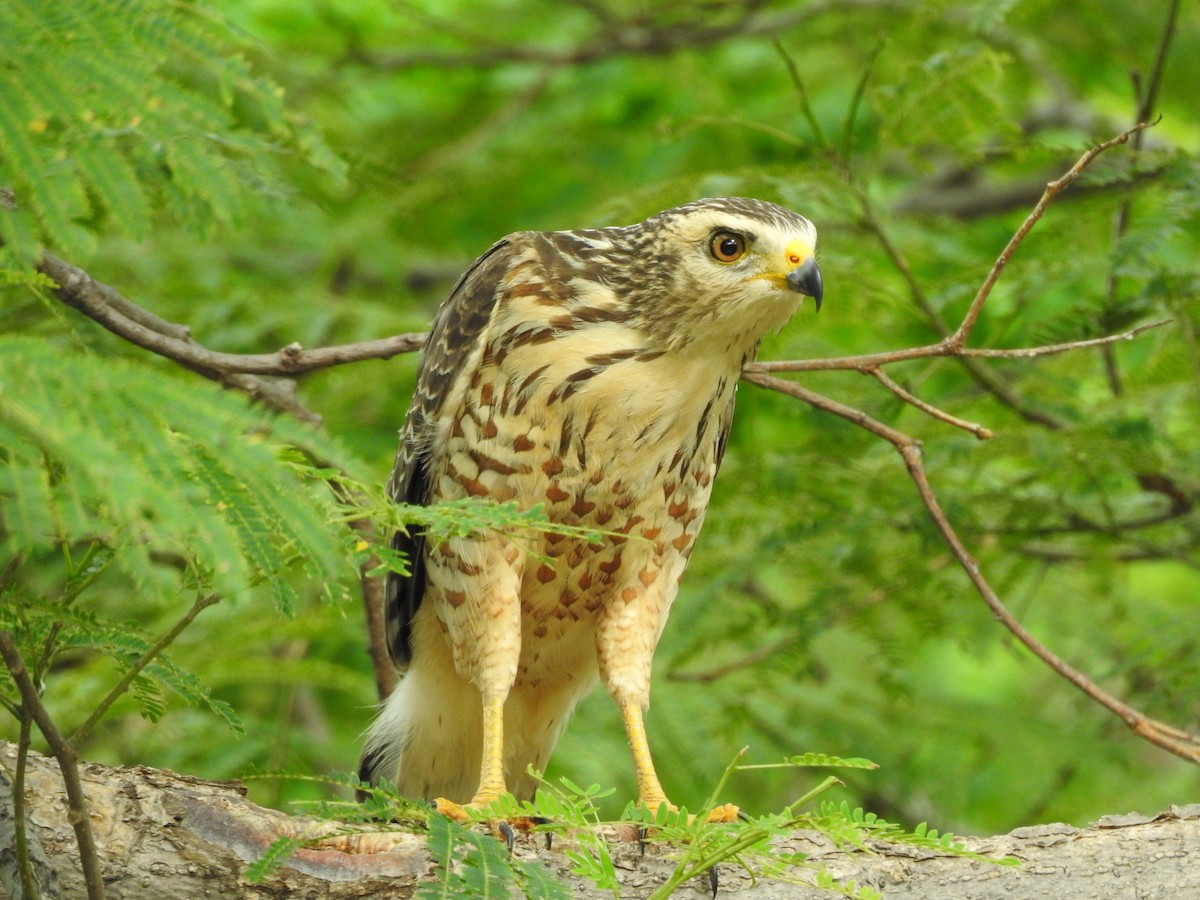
[384,237,516,666]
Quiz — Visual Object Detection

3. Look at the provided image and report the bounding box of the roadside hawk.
[360,197,822,818]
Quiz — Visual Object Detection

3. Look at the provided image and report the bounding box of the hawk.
[360,197,822,818]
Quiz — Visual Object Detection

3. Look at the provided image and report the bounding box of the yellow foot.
[638,798,741,825]
[431,797,548,848]
[431,797,471,821]
[705,802,740,823]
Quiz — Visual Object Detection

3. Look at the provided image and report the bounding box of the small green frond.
[0,337,361,608]
[244,834,310,884]
[0,0,344,265]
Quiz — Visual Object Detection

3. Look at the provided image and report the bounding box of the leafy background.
[1,0,1197,838]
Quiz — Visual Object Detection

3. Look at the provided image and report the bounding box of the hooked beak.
[786,256,823,312]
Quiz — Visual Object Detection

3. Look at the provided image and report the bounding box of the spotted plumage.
[361,197,822,813]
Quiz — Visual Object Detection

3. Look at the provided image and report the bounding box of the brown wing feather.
[384,237,516,665]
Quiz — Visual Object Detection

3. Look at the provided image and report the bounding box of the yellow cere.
[785,239,814,269]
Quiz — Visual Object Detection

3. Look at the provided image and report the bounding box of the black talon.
[528,815,553,850]
[498,820,516,853]
[637,825,648,858]
[709,864,719,897]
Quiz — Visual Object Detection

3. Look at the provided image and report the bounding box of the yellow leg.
[621,700,740,824]
[434,694,508,821]
[621,701,672,812]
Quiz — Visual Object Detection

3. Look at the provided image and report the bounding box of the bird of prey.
[360,197,822,819]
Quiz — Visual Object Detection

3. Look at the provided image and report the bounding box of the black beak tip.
[786,257,823,312]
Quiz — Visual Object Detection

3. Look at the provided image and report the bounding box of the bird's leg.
[433,691,509,821]
[620,700,672,813]
[471,692,508,805]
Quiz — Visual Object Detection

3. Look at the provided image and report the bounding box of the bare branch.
[749,319,1170,375]
[38,251,429,425]
[950,121,1158,348]
[866,366,994,440]
[742,371,1200,765]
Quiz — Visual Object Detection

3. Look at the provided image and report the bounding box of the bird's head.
[617,197,821,354]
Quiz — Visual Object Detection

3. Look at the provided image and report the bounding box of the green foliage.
[0,0,345,269]
[0,336,357,607]
[421,815,572,900]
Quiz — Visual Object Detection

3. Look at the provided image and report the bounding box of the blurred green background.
[2,0,1197,838]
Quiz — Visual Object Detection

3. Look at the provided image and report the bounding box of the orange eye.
[709,231,746,263]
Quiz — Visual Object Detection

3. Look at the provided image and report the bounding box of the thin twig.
[1099,0,1180,396]
[867,367,994,440]
[950,121,1158,348]
[748,319,1171,373]
[70,594,220,748]
[14,718,40,900]
[0,632,107,899]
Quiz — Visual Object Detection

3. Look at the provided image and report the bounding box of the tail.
[358,654,590,804]
[358,658,484,803]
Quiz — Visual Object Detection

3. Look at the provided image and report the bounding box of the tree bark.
[1,741,1196,899]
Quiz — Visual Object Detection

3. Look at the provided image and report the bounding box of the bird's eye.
[709,231,746,263]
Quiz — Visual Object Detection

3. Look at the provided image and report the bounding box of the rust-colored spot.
[621,586,638,602]
[560,590,578,607]
[578,572,593,590]
[536,564,556,584]
[462,477,489,497]
[639,567,657,587]
[572,498,596,517]
[483,419,498,439]
[542,457,564,476]
[611,480,625,494]
[545,532,564,545]
[641,526,661,540]
[599,552,623,575]
[618,515,645,534]
[445,589,466,608]
[451,418,465,438]
[514,434,535,451]
[662,481,677,499]
[584,595,603,611]
[594,507,613,526]
[672,533,691,551]
[668,499,689,518]
[502,545,520,564]
[546,484,569,503]
[473,451,516,474]
[479,383,495,405]
[533,624,548,638]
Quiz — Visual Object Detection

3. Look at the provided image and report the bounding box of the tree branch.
[69,593,221,749]
[742,370,1200,764]
[374,0,907,70]
[0,631,108,899]
[38,252,426,426]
